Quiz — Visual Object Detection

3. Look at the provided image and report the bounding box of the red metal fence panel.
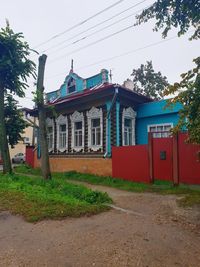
[26,146,35,168]
[112,145,150,183]
[112,133,200,185]
[178,133,200,185]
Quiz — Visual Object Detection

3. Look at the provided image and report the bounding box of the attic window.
[67,78,76,94]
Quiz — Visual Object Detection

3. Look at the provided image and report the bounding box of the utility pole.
[36,54,51,180]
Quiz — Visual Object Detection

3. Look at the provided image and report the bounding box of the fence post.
[148,132,154,183]
[173,133,179,185]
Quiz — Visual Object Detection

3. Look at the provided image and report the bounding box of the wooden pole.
[36,54,51,180]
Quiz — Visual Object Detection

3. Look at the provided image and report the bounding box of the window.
[74,121,83,147]
[91,118,101,146]
[56,115,68,152]
[59,124,67,149]
[148,123,173,138]
[122,107,136,146]
[23,137,30,144]
[67,78,76,94]
[46,118,54,152]
[47,126,53,150]
[87,107,103,151]
[71,111,84,152]
[124,118,132,145]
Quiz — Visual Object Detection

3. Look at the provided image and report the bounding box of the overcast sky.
[1,0,199,108]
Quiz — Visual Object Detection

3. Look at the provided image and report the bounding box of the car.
[12,153,25,164]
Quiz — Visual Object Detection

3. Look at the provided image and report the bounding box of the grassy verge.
[14,165,200,207]
[0,172,112,222]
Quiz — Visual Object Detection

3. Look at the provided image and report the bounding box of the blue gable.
[46,69,109,103]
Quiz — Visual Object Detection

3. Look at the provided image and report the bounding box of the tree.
[0,22,36,173]
[135,0,200,40]
[5,95,28,148]
[165,57,200,143]
[135,0,200,143]
[131,60,169,100]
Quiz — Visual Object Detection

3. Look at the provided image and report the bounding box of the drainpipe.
[104,87,119,158]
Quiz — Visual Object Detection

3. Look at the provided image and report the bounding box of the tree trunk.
[37,54,51,180]
[0,84,12,174]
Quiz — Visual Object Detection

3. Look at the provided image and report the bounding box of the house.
[9,108,37,160]
[30,67,182,176]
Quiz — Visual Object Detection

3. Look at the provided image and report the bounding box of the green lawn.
[0,172,111,222]
[14,165,200,207]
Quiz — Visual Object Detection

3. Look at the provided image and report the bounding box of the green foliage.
[136,0,200,143]
[62,172,200,207]
[14,167,200,207]
[4,95,27,147]
[0,173,111,222]
[131,61,169,99]
[165,57,200,143]
[135,0,200,40]
[0,21,36,96]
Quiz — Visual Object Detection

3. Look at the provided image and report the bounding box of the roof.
[48,82,152,105]
[30,83,152,116]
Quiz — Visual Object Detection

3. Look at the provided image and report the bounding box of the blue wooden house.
[30,68,181,176]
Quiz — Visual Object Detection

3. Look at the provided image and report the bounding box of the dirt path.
[0,181,200,267]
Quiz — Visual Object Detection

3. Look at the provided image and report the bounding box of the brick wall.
[34,152,112,177]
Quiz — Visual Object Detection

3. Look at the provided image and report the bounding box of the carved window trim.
[87,107,103,152]
[122,107,136,146]
[70,111,84,152]
[46,118,54,152]
[56,115,68,152]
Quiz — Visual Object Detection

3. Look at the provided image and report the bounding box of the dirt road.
[0,183,200,267]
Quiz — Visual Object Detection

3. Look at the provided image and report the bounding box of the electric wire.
[41,0,149,53]
[33,0,128,49]
[48,24,135,64]
[47,5,151,56]
[46,33,182,80]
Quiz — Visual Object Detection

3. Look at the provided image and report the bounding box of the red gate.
[152,137,173,181]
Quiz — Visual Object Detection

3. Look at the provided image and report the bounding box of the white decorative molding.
[70,111,84,152]
[46,118,54,152]
[87,107,103,152]
[122,107,136,146]
[56,115,68,152]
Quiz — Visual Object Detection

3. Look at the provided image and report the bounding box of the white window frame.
[70,111,84,152]
[122,107,136,146]
[56,115,68,152]
[87,107,103,152]
[147,123,173,138]
[46,118,54,152]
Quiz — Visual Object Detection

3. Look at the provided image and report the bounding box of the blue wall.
[136,99,182,144]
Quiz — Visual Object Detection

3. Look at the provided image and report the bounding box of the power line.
[33,0,127,49]
[47,5,151,56]
[78,36,180,70]
[41,0,149,53]
[49,24,135,64]
[46,34,181,80]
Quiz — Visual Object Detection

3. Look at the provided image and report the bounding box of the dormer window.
[67,78,76,94]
